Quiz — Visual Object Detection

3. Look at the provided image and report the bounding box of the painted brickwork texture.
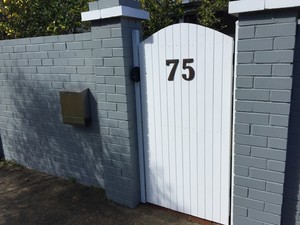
[234,10,297,225]
[282,24,300,225]
[0,14,141,207]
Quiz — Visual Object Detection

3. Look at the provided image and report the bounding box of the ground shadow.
[0,166,197,225]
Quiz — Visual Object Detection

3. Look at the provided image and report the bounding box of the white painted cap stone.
[81,6,149,22]
[229,0,300,15]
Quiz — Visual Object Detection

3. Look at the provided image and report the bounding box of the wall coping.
[81,5,149,22]
[229,0,300,15]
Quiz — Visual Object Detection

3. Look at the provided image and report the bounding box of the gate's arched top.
[141,23,233,45]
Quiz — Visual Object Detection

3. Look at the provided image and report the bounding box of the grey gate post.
[82,0,149,208]
[229,1,299,225]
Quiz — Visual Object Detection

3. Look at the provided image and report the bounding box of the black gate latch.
[131,67,140,82]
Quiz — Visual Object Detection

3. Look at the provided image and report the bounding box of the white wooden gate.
[134,23,234,225]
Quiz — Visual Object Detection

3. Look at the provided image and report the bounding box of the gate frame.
[132,30,147,203]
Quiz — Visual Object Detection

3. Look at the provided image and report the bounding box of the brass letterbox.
[59,89,91,126]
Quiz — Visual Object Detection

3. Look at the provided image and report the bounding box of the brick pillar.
[232,9,298,225]
[84,0,146,207]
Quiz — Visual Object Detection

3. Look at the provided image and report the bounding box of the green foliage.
[141,0,230,38]
[197,0,229,29]
[140,0,184,38]
[0,0,93,40]
[0,0,230,40]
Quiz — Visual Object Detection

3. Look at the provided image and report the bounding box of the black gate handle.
[131,67,140,83]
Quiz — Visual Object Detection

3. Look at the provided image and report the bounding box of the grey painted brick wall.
[0,0,141,208]
[234,9,298,225]
[282,24,300,225]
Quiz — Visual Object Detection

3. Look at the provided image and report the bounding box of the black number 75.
[166,58,195,81]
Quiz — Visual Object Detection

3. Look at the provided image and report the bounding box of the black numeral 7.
[166,59,179,81]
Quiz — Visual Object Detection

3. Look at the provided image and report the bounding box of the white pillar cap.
[229,0,300,15]
[81,5,149,22]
